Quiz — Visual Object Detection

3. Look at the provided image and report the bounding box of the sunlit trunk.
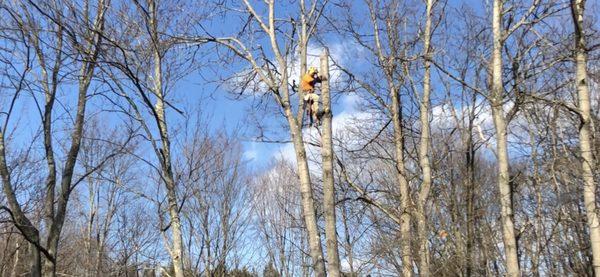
[149,2,184,276]
[571,1,600,275]
[320,50,341,276]
[416,0,434,275]
[391,84,413,276]
[491,1,519,275]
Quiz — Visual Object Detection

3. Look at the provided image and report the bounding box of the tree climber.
[301,67,322,127]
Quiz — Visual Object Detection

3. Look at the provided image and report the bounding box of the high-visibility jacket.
[301,73,319,92]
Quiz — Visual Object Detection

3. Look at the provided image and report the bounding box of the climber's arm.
[314,75,322,84]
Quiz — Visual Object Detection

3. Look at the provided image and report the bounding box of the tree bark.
[491,1,520,276]
[43,48,95,277]
[416,0,434,275]
[297,0,308,123]
[29,242,42,277]
[286,112,327,276]
[571,1,600,275]
[281,66,326,276]
[391,84,413,276]
[320,49,341,277]
[465,99,476,277]
[0,129,43,276]
[10,241,20,277]
[148,2,185,276]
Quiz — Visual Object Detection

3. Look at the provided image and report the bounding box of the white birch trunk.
[491,1,520,275]
[149,2,185,276]
[416,0,434,275]
[320,50,341,276]
[571,1,600,275]
[391,84,413,276]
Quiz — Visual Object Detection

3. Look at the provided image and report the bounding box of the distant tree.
[229,267,258,277]
[263,262,280,277]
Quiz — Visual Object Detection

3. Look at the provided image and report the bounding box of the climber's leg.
[308,103,314,127]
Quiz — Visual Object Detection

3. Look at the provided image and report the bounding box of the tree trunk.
[0,131,43,276]
[391,84,413,276]
[341,205,355,276]
[320,49,341,277]
[276,39,325,275]
[43,46,97,277]
[148,2,185,276]
[416,0,434,275]
[297,0,308,122]
[156,42,186,277]
[86,179,96,277]
[286,112,327,276]
[29,242,42,277]
[491,1,520,276]
[158,76,186,277]
[10,241,20,277]
[465,115,476,277]
[571,1,600,275]
[364,7,413,271]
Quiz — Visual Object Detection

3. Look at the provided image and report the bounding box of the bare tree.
[332,1,418,274]
[490,1,520,275]
[251,160,310,276]
[0,1,109,275]
[571,0,600,275]
[414,0,435,275]
[177,116,251,276]
[77,122,137,277]
[188,1,329,275]
[98,1,209,275]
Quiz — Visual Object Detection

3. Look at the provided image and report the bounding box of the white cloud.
[430,99,568,158]
[288,42,351,87]
[341,93,361,112]
[431,101,494,134]
[225,40,354,94]
[272,143,296,164]
[243,141,258,161]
